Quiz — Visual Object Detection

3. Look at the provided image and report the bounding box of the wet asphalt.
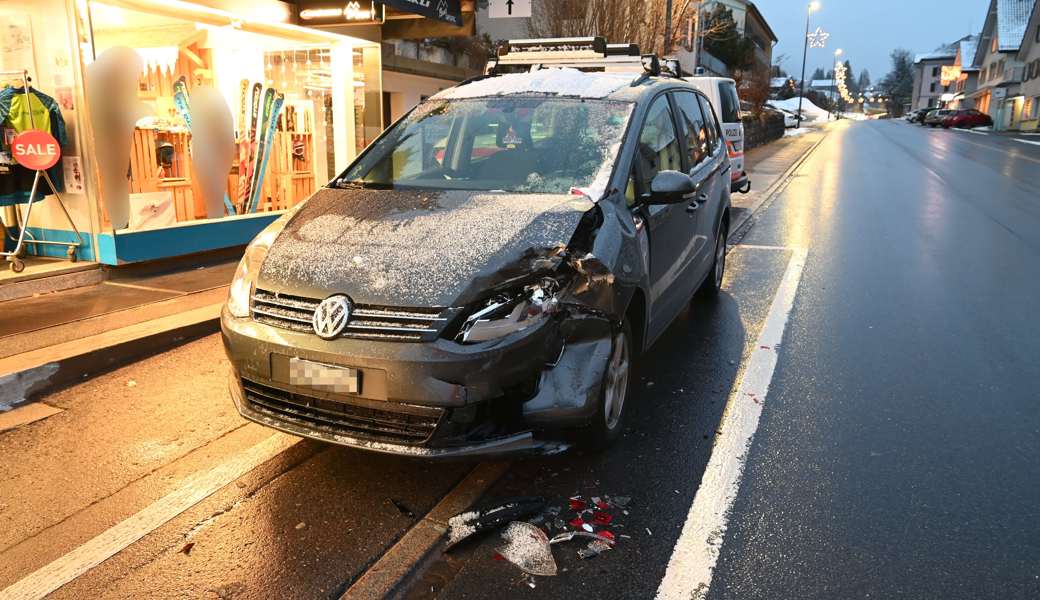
[2,120,1039,599]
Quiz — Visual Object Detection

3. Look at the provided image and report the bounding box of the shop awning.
[383,0,461,25]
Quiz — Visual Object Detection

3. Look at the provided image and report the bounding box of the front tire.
[580,320,633,450]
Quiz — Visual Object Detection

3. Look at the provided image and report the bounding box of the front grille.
[250,288,450,342]
[242,379,443,445]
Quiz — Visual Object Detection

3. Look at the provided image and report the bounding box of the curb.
[342,461,512,600]
[730,131,828,240]
[0,303,222,411]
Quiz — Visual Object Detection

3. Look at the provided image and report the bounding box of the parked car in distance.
[221,41,733,459]
[770,106,799,128]
[906,108,929,123]
[924,109,953,127]
[942,109,993,129]
[915,108,937,125]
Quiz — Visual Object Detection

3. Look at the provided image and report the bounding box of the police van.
[683,76,750,194]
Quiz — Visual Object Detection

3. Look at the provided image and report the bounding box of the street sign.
[489,0,531,18]
[12,130,61,171]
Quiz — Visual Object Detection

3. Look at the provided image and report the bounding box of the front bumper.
[221,305,612,458]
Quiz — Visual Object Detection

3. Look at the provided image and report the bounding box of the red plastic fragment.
[593,512,613,526]
[492,552,505,561]
[595,500,610,510]
[599,530,616,541]
[569,517,585,528]
[569,499,587,511]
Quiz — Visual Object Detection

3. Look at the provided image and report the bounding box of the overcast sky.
[750,0,986,83]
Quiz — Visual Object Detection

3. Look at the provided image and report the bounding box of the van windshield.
[717,81,741,123]
[338,97,633,194]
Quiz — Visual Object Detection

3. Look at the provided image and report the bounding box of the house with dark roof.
[972,0,1039,130]
[948,35,981,110]
[1016,0,1040,130]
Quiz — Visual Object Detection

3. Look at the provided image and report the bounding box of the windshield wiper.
[336,180,393,190]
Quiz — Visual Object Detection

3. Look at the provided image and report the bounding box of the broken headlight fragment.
[457,278,562,343]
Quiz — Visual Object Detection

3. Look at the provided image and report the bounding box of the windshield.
[338,97,633,195]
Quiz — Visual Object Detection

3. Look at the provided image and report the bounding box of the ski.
[228,79,250,216]
[173,76,191,130]
[248,92,285,213]
[236,83,263,212]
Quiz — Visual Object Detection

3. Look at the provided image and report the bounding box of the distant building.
[1015,0,1040,131]
[971,0,1039,130]
[911,40,961,110]
[810,79,838,101]
[948,35,981,110]
[679,0,777,77]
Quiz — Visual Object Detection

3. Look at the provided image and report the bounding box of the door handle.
[686,201,700,213]
[698,192,709,201]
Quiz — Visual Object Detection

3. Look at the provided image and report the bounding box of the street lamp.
[797,2,822,128]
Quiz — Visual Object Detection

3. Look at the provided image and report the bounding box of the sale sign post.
[1,128,84,272]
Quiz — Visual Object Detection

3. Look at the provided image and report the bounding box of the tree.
[857,69,871,92]
[811,67,826,80]
[843,60,858,96]
[701,5,754,70]
[879,48,913,116]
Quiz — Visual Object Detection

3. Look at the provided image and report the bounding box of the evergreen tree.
[843,60,858,96]
[880,49,914,115]
[811,67,826,80]
[857,69,871,92]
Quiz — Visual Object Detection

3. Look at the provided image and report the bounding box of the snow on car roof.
[432,68,636,101]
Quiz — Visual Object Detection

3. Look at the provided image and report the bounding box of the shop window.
[83,1,381,232]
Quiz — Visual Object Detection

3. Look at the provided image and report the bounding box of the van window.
[717,81,740,123]
[672,92,709,168]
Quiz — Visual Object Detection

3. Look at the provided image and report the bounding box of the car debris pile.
[446,493,633,582]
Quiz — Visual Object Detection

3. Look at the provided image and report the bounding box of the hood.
[257,187,594,308]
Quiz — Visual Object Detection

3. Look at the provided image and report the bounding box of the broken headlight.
[457,278,562,344]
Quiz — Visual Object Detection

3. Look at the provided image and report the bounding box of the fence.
[742,111,786,150]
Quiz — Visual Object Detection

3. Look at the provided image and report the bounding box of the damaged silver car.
[221,43,731,458]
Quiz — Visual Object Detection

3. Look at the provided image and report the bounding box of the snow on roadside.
[784,127,814,138]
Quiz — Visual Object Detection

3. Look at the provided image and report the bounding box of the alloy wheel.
[603,329,630,430]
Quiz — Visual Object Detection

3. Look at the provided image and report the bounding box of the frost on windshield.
[343,98,632,199]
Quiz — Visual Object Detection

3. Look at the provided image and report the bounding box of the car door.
[673,90,719,285]
[628,93,696,339]
[696,93,729,273]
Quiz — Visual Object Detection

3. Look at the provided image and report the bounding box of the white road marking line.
[1014,138,1040,146]
[656,247,808,600]
[1,433,298,600]
[951,128,988,136]
[734,244,792,251]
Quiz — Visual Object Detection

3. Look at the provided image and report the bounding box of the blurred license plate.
[288,358,360,394]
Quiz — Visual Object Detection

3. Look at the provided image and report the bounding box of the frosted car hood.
[257,187,594,308]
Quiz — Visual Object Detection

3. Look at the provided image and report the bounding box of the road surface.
[2,120,1038,599]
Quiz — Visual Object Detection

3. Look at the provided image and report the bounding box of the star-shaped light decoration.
[807,27,830,49]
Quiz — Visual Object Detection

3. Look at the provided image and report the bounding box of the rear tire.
[697,224,727,298]
[580,320,633,450]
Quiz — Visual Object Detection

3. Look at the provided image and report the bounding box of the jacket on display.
[0,86,68,204]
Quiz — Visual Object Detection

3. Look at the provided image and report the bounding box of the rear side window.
[673,92,709,168]
[697,94,721,154]
[717,81,740,123]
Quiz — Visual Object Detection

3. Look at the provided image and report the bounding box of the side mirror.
[648,170,696,204]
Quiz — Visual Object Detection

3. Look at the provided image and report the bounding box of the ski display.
[173,76,192,130]
[236,82,263,212]
[228,78,250,216]
[247,92,285,213]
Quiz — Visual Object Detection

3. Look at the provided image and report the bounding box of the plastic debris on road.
[497,522,558,577]
[577,539,613,560]
[445,497,546,551]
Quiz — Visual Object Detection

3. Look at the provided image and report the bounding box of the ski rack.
[484,37,686,85]
[0,68,84,273]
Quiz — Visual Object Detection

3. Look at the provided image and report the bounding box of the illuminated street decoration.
[807,27,830,48]
[834,63,855,104]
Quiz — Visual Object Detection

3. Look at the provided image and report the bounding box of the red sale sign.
[12,130,61,171]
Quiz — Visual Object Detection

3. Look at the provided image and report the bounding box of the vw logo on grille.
[312,295,352,340]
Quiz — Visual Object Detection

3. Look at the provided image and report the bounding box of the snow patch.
[434,68,634,101]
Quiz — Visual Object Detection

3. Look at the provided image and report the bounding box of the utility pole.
[664,0,674,54]
[691,1,701,73]
[797,2,820,128]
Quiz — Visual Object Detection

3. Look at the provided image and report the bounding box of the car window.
[341,97,633,194]
[673,92,710,168]
[697,94,722,154]
[630,95,682,203]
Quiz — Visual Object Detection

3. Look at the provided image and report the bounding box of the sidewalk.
[0,253,238,410]
[731,125,829,233]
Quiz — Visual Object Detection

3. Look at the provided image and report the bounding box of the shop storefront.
[0,0,382,272]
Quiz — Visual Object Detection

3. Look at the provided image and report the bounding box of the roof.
[1018,0,1040,54]
[746,2,779,43]
[996,0,1037,51]
[957,35,980,69]
[810,79,836,88]
[769,77,792,88]
[432,69,637,101]
[914,44,958,64]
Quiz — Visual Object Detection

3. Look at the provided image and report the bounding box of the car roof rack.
[484,37,685,85]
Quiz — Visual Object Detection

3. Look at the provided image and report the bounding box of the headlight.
[457,278,561,343]
[226,216,289,318]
